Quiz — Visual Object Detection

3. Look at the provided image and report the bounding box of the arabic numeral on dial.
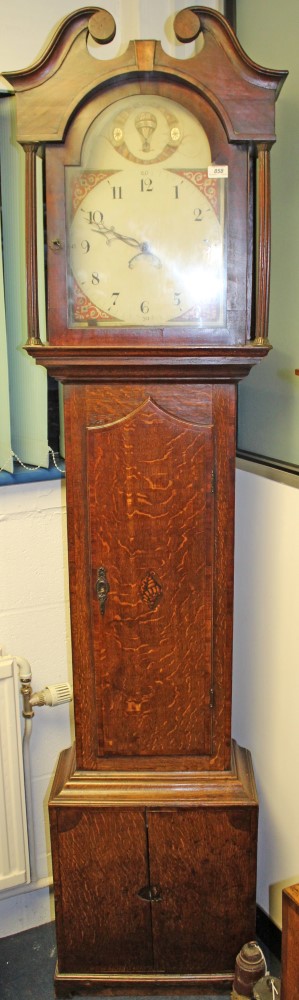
[81,240,90,253]
[92,272,100,285]
[141,177,153,192]
[194,208,203,221]
[174,291,182,307]
[140,300,149,314]
[81,209,103,225]
[108,292,120,310]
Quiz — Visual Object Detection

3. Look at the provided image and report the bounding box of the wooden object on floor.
[281,883,299,1000]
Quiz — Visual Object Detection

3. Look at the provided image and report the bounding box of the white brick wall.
[0,480,73,935]
[0,471,299,935]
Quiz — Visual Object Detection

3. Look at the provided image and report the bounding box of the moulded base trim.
[54,963,234,996]
[50,739,258,809]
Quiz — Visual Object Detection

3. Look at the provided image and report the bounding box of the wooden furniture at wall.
[2,7,287,994]
[281,883,299,1000]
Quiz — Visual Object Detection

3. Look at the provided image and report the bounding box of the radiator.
[0,655,30,891]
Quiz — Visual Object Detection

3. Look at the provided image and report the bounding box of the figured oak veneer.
[49,741,258,989]
[64,383,235,772]
[88,399,213,758]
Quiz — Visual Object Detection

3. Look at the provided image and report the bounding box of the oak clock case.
[3,6,287,994]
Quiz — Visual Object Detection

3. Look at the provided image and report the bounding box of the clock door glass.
[66,96,226,328]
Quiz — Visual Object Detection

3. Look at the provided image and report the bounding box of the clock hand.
[128,244,161,269]
[91,215,144,250]
[91,215,161,267]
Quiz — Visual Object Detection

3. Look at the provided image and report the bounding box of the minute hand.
[91,214,161,268]
[91,214,144,250]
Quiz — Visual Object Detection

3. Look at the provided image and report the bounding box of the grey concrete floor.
[0,922,280,1000]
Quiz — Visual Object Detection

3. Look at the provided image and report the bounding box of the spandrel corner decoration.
[2,5,287,993]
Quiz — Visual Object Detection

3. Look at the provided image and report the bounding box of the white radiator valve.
[30,683,73,708]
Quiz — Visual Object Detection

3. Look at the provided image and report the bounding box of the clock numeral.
[174,292,182,307]
[140,300,149,315]
[91,272,100,285]
[111,186,122,199]
[141,177,153,192]
[81,240,90,254]
[174,181,184,199]
[81,209,104,226]
[108,292,120,309]
[194,208,203,221]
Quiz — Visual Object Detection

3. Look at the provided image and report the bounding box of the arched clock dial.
[66,96,226,327]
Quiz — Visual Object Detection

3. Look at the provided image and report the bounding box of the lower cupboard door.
[55,807,153,973]
[148,808,256,973]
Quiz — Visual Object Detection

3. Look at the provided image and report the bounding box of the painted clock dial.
[66,96,226,328]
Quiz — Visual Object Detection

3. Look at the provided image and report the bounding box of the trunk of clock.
[64,382,235,772]
[49,379,258,991]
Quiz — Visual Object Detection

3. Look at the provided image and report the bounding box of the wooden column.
[23,143,42,346]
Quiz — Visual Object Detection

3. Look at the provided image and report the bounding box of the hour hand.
[128,243,161,269]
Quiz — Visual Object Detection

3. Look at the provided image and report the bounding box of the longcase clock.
[3,6,287,994]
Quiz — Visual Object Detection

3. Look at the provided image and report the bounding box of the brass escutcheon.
[96,567,110,616]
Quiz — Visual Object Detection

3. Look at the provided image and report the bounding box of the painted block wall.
[232,468,299,928]
[0,481,72,935]
[1,469,299,937]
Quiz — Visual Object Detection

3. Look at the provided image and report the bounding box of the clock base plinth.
[53,965,234,997]
[49,741,258,996]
